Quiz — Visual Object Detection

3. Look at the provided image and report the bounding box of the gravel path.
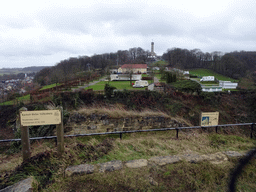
[154,76,160,83]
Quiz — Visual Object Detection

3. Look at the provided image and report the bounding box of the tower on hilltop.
[150,41,157,57]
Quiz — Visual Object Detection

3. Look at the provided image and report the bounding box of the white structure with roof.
[110,74,142,81]
[200,76,215,82]
[201,86,222,92]
[219,81,238,89]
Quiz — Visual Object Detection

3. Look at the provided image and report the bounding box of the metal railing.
[0,123,254,143]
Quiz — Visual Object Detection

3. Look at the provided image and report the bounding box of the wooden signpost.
[19,106,64,161]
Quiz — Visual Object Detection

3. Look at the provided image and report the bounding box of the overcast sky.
[1,0,256,68]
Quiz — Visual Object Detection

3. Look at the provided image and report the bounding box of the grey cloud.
[112,7,193,37]
[35,3,144,35]
[2,0,256,69]
[114,19,184,37]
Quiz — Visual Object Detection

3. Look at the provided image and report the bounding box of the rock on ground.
[148,155,181,166]
[98,160,123,173]
[125,159,148,168]
[65,164,94,176]
[0,177,36,192]
[223,151,244,158]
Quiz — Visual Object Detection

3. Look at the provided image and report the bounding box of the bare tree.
[129,48,137,61]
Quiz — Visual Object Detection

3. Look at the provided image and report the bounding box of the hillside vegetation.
[1,69,256,191]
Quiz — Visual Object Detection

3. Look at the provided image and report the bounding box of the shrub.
[171,80,201,95]
[164,72,177,83]
[200,92,215,103]
[104,83,116,99]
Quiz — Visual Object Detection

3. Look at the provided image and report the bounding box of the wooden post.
[20,107,30,161]
[56,106,64,155]
[251,124,254,139]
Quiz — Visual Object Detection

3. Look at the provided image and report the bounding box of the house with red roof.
[118,64,147,74]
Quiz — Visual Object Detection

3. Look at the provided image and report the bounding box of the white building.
[219,81,238,89]
[201,86,222,92]
[152,67,160,71]
[200,76,215,82]
[110,74,142,81]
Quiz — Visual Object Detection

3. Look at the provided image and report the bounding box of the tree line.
[162,48,256,80]
[34,47,151,86]
[34,46,256,86]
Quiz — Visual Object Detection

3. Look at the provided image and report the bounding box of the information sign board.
[200,112,219,126]
[20,110,61,126]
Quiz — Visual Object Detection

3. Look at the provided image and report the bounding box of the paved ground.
[154,76,160,83]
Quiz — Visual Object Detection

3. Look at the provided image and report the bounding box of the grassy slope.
[0,89,255,191]
[0,94,30,105]
[1,127,256,191]
[189,69,238,82]
[39,83,62,90]
[43,131,256,191]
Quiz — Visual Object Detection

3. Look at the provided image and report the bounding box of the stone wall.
[64,112,189,135]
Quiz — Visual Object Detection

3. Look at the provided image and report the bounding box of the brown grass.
[76,105,170,118]
[1,126,255,191]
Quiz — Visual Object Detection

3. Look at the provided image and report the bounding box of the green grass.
[40,83,62,90]
[154,73,162,80]
[189,69,238,82]
[85,81,148,91]
[154,60,168,66]
[0,100,14,105]
[0,94,30,105]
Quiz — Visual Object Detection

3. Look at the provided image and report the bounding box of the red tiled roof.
[121,64,147,69]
